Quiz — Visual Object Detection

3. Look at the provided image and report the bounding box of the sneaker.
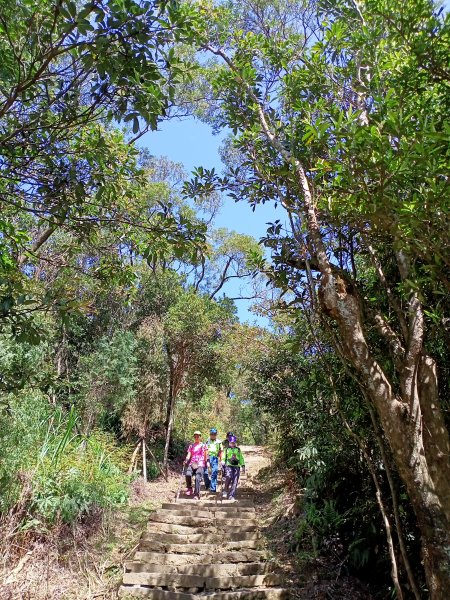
[185,488,193,496]
[209,488,216,493]
[193,495,200,501]
[228,497,236,503]
[222,492,228,499]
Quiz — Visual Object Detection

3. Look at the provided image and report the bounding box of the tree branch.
[208,255,233,299]
[370,311,405,370]
[362,236,408,341]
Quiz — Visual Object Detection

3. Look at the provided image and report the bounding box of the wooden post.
[142,438,147,481]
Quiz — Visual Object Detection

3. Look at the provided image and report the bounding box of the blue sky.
[138,118,280,238]
[138,118,282,325]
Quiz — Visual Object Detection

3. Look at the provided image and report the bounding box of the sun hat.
[193,430,201,436]
[210,428,218,434]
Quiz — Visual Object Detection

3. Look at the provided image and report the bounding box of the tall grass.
[0,391,129,532]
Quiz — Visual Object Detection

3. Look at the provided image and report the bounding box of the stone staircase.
[119,448,290,599]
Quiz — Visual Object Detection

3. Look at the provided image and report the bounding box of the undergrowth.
[258,462,385,600]
[0,391,130,539]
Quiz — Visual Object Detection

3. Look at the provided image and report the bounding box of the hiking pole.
[175,464,186,504]
[220,465,224,505]
[215,466,220,508]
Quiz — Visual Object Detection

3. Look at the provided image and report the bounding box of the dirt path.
[118,446,290,599]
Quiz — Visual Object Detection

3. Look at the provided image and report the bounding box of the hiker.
[184,431,208,500]
[222,431,233,451]
[222,435,245,502]
[221,431,233,477]
[204,428,222,493]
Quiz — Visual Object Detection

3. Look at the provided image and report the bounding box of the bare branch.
[208,255,233,299]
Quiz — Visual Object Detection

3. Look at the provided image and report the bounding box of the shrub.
[0,392,129,530]
[31,429,129,525]
[0,390,50,513]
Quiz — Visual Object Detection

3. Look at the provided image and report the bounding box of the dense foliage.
[1,1,449,599]
[0,0,262,538]
[184,0,450,597]
[246,320,423,594]
[0,0,204,339]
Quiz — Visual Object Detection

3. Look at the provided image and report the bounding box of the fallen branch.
[128,442,141,475]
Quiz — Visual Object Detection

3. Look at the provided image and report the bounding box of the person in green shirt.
[220,431,233,477]
[204,428,222,492]
[222,436,245,502]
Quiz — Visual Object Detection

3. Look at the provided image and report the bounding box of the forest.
[0,0,449,598]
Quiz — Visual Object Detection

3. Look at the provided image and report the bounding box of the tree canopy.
[185,0,450,596]
[1,2,449,599]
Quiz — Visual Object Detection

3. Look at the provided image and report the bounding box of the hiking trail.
[118,446,290,599]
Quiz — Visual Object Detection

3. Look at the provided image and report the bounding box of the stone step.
[228,495,256,499]
[174,499,255,508]
[119,447,282,600]
[124,562,272,577]
[177,488,247,498]
[142,531,260,544]
[118,586,290,599]
[178,486,247,497]
[133,550,267,565]
[147,522,258,534]
[138,539,262,554]
[146,523,210,535]
[219,494,256,499]
[148,513,257,528]
[217,501,256,507]
[122,572,282,590]
[164,503,255,513]
[177,494,254,501]
[156,508,257,519]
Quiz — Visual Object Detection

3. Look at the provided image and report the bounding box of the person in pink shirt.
[183,431,209,500]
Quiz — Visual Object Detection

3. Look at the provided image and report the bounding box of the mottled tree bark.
[207,45,450,596]
[318,269,450,599]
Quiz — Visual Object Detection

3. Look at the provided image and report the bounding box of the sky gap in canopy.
[138,0,450,324]
[139,117,284,326]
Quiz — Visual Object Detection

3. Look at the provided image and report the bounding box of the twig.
[145,443,168,481]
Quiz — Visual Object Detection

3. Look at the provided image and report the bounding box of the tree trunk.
[218,62,450,595]
[318,272,450,599]
[128,442,141,474]
[163,369,176,475]
[142,438,147,481]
